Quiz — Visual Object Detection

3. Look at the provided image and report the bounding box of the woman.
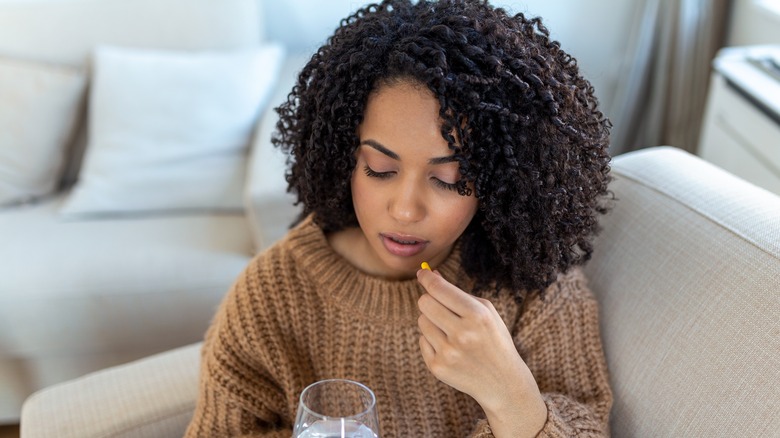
[186,1,613,436]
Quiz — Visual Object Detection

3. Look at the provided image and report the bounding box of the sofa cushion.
[60,44,285,217]
[0,0,266,189]
[0,194,253,357]
[584,147,780,436]
[0,57,86,206]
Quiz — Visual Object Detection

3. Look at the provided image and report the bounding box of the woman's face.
[349,80,478,279]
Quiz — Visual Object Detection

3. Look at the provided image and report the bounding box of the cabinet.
[698,45,780,195]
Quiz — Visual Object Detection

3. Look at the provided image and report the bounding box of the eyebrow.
[360,139,458,165]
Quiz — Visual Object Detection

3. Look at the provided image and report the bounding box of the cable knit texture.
[185,216,612,437]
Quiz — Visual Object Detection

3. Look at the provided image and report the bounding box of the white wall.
[728,0,780,46]
[262,0,639,117]
[262,1,358,53]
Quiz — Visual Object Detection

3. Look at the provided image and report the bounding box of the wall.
[728,0,780,46]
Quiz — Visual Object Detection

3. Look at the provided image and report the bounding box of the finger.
[419,335,436,369]
[418,293,461,336]
[416,268,481,317]
[417,313,447,352]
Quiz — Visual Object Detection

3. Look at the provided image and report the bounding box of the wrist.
[480,377,547,438]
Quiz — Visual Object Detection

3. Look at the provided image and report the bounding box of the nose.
[389,177,426,224]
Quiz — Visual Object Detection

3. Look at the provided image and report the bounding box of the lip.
[380,233,429,257]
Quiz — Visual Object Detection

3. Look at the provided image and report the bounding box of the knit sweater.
[185,216,612,437]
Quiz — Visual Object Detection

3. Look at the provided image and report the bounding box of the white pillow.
[60,44,285,217]
[0,57,86,207]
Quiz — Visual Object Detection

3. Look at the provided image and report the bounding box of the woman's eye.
[433,178,458,192]
[363,164,458,191]
[363,165,393,179]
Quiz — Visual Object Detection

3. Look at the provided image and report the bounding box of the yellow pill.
[421,261,431,271]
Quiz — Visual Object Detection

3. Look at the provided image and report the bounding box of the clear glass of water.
[293,379,379,438]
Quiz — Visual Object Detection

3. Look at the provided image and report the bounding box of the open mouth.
[380,233,429,257]
[388,236,422,245]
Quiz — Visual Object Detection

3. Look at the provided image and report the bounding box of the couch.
[17,147,780,437]
[0,0,303,423]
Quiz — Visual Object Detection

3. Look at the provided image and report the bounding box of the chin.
[388,260,419,275]
[378,256,420,279]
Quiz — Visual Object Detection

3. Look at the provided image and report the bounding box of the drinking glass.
[292,379,380,438]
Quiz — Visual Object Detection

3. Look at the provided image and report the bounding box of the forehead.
[364,80,438,118]
[359,81,448,149]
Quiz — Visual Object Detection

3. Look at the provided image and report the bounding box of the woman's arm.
[185,263,297,438]
[416,268,611,438]
[416,268,546,438]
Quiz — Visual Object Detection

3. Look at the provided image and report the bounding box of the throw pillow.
[60,44,285,217]
[0,57,86,207]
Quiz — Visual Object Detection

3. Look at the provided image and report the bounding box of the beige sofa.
[0,0,301,424]
[18,147,780,437]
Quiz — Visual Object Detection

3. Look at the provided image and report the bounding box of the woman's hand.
[416,268,547,438]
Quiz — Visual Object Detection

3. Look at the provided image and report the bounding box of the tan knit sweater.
[185,217,612,437]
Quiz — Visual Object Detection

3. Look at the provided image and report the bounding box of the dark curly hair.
[273,0,612,296]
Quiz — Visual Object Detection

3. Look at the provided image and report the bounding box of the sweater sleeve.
[518,273,612,437]
[184,259,297,438]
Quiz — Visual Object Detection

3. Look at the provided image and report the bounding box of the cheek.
[459,199,479,227]
[351,173,377,214]
[435,196,478,235]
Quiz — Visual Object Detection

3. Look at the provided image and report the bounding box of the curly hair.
[273,0,612,296]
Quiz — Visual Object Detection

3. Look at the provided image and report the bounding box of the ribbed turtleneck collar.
[285,216,468,323]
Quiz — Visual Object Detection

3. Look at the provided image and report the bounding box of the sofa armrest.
[20,343,202,438]
[584,146,780,436]
[244,54,310,252]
